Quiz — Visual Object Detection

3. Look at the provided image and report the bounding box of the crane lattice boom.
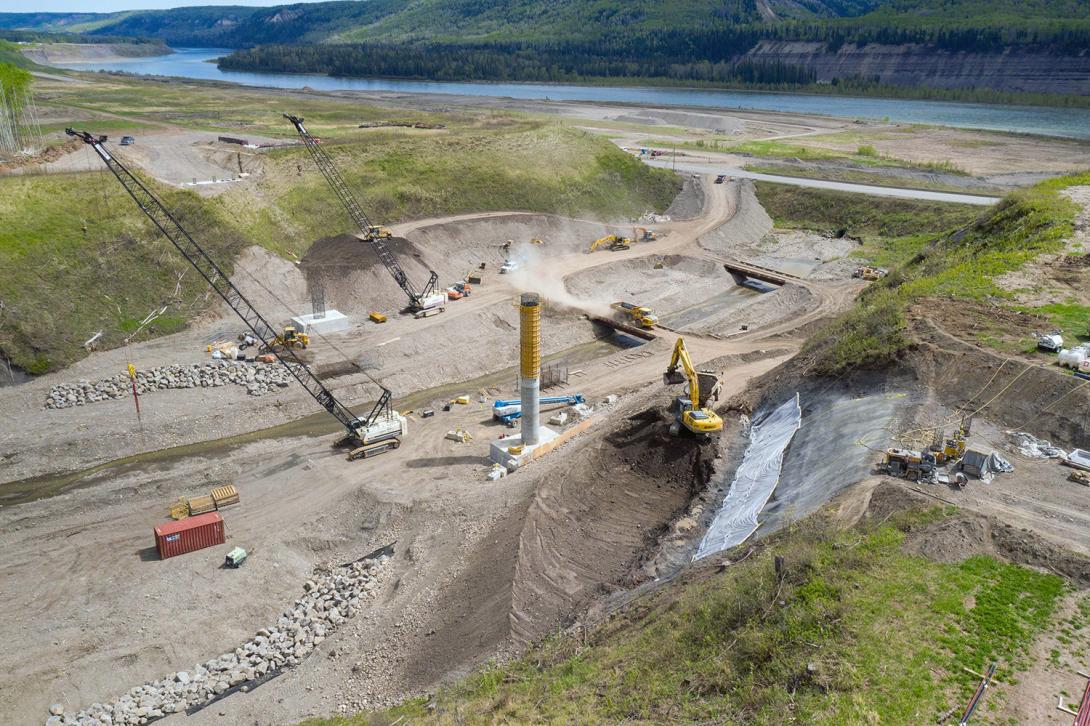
[66,128,392,440]
[283,114,439,310]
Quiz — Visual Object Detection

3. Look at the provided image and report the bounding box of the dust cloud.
[503,241,614,317]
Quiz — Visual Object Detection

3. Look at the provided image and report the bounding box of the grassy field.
[2,77,680,374]
[642,136,968,175]
[301,505,1068,725]
[0,173,248,374]
[793,173,1090,374]
[218,123,678,258]
[745,162,1004,196]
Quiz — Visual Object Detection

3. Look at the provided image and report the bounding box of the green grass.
[643,137,968,175]
[1,79,679,374]
[755,181,983,242]
[797,173,1090,374]
[218,123,678,258]
[744,162,1004,196]
[1021,302,1090,344]
[0,172,249,374]
[302,508,1064,725]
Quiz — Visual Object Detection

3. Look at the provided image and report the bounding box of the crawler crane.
[67,128,406,460]
[284,113,445,317]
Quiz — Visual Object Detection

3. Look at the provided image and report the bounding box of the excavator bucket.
[663,369,686,385]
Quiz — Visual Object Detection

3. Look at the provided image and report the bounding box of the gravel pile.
[44,362,292,409]
[48,552,390,726]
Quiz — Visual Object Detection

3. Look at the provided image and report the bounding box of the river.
[53,47,1090,140]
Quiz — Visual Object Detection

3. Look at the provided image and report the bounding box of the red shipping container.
[154,512,225,559]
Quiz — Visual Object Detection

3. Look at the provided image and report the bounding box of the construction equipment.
[877,448,937,482]
[283,114,444,317]
[492,394,585,425]
[369,311,388,323]
[663,337,723,437]
[500,260,519,274]
[68,128,407,461]
[852,266,888,281]
[588,234,632,253]
[634,227,657,241]
[1036,330,1064,352]
[267,325,309,351]
[452,281,472,297]
[929,418,972,465]
[224,547,248,568]
[611,301,658,328]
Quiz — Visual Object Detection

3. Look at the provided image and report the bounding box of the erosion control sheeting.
[695,393,801,560]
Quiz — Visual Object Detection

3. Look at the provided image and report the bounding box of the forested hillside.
[5,0,1090,100]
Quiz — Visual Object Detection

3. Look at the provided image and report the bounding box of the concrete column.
[519,293,542,446]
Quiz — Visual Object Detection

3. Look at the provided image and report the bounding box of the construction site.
[3,67,1090,726]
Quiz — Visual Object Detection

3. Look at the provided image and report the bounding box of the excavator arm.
[66,128,393,444]
[283,114,440,310]
[663,337,701,408]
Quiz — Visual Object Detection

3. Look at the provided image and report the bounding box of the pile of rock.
[47,552,389,726]
[44,362,292,409]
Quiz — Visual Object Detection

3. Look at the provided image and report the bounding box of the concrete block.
[291,310,350,335]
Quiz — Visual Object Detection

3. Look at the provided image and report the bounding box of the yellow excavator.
[588,234,631,253]
[663,337,723,437]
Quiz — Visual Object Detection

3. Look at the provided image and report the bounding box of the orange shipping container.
[154,512,225,559]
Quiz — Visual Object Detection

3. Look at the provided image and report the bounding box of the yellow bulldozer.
[268,325,309,351]
[367,225,394,239]
[663,337,723,437]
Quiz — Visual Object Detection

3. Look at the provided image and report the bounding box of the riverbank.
[40,47,1090,139]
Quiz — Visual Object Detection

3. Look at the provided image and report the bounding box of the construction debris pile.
[47,552,390,726]
[44,362,291,409]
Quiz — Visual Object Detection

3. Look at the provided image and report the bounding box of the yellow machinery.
[611,301,658,328]
[663,337,723,437]
[853,266,888,281]
[588,234,632,253]
[367,225,393,239]
[271,326,309,350]
[929,417,972,465]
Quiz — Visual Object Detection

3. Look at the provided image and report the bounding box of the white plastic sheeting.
[1007,431,1066,459]
[694,393,802,560]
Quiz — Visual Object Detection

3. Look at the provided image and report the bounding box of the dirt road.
[0,167,868,723]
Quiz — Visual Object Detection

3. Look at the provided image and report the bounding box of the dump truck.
[612,302,658,328]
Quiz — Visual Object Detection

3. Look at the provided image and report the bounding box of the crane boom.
[66,128,397,452]
[282,114,440,311]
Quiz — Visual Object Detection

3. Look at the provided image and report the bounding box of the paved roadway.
[645,157,1000,206]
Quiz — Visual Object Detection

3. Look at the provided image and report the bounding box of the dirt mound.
[860,481,1090,585]
[404,213,621,275]
[908,318,1090,448]
[300,233,437,314]
[665,174,705,221]
[509,402,714,645]
[698,180,774,257]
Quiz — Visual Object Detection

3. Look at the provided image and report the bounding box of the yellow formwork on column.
[519,293,541,379]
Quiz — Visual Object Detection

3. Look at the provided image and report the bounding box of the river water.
[52,48,1090,139]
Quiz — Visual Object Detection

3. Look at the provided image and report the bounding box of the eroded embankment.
[508,399,715,646]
